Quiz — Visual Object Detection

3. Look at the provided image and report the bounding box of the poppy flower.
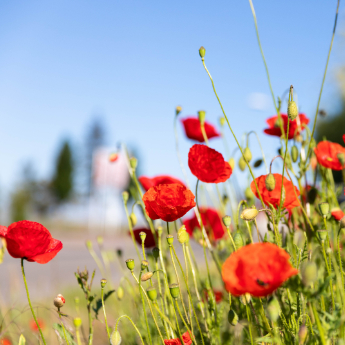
[131,228,156,247]
[143,184,196,222]
[181,117,220,143]
[30,318,45,332]
[164,331,192,345]
[188,144,231,183]
[264,114,309,140]
[139,175,186,192]
[331,208,345,221]
[0,338,11,345]
[0,221,63,264]
[250,173,300,210]
[222,242,298,297]
[314,141,345,170]
[183,207,225,241]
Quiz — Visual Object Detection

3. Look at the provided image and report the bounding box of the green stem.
[115,315,145,345]
[312,304,326,345]
[59,312,70,345]
[21,259,47,345]
[101,288,111,341]
[139,271,153,345]
[175,300,197,345]
[246,304,254,345]
[76,328,82,345]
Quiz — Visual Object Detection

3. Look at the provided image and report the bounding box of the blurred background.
[0,0,345,341]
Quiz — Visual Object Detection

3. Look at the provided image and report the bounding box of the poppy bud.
[126,259,135,271]
[74,297,80,305]
[110,330,122,345]
[97,236,104,246]
[317,230,328,242]
[267,297,280,321]
[152,247,160,259]
[130,213,137,227]
[166,235,174,246]
[318,202,329,218]
[233,232,244,249]
[337,153,345,166]
[176,106,182,116]
[117,286,124,301]
[54,294,65,309]
[243,147,252,163]
[178,227,189,244]
[130,157,137,170]
[291,145,298,163]
[295,134,303,143]
[169,283,180,299]
[219,117,225,127]
[73,317,82,328]
[245,187,254,201]
[198,110,206,125]
[141,260,149,271]
[287,100,298,121]
[199,46,206,58]
[228,309,238,326]
[228,158,235,170]
[265,173,276,191]
[141,272,153,282]
[122,191,129,204]
[147,287,158,301]
[309,138,316,149]
[298,325,307,344]
[222,215,231,228]
[253,159,263,168]
[238,157,246,171]
[157,226,163,237]
[117,249,122,258]
[139,231,146,243]
[100,278,107,288]
[301,261,317,286]
[86,240,93,250]
[275,117,283,128]
[240,207,259,221]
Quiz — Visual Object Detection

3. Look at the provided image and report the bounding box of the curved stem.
[115,315,145,345]
[21,259,47,345]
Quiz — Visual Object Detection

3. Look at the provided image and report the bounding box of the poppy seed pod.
[265,173,276,191]
[169,283,180,299]
[243,147,252,163]
[117,286,124,300]
[198,110,206,125]
[126,259,135,271]
[73,317,82,328]
[54,294,65,309]
[100,278,107,288]
[141,272,153,282]
[152,247,160,259]
[233,232,244,249]
[291,145,298,163]
[222,215,231,228]
[238,157,246,171]
[166,235,174,246]
[219,117,225,127]
[141,260,149,271]
[267,297,280,321]
[139,231,146,243]
[228,158,235,170]
[122,191,129,204]
[110,330,122,345]
[199,46,206,58]
[130,213,137,227]
[147,287,158,301]
[317,230,328,242]
[298,325,308,344]
[228,309,238,326]
[176,106,182,116]
[287,100,298,121]
[301,261,317,286]
[240,207,259,221]
[318,202,329,218]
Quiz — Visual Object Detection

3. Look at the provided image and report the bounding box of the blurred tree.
[51,140,74,202]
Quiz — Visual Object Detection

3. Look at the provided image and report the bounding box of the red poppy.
[0,221,63,264]
[181,117,220,143]
[264,114,309,140]
[0,338,12,345]
[143,184,196,222]
[188,144,231,183]
[250,173,300,210]
[331,208,345,221]
[222,243,298,297]
[314,141,345,170]
[164,331,192,345]
[139,175,186,192]
[343,134,345,144]
[131,228,156,247]
[30,318,45,332]
[204,289,223,303]
[183,207,225,241]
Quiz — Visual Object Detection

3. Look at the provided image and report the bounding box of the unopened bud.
[291,145,298,163]
[337,153,345,166]
[267,297,280,321]
[147,287,158,301]
[100,278,107,288]
[141,272,153,282]
[228,158,235,170]
[228,309,238,326]
[222,216,231,228]
[199,46,206,58]
[157,226,163,237]
[238,157,246,171]
[318,202,329,218]
[265,173,276,191]
[122,191,129,204]
[245,187,254,201]
[54,294,65,309]
[253,159,263,168]
[116,249,122,257]
[198,110,206,124]
[169,283,180,299]
[129,157,137,170]
[166,235,174,246]
[86,240,93,250]
[233,232,244,249]
[298,325,308,344]
[219,117,225,127]
[178,226,189,244]
[287,101,298,121]
[243,147,252,163]
[240,293,251,305]
[152,247,160,259]
[97,236,104,246]
[125,259,135,271]
[141,260,149,271]
[73,317,82,328]
[301,261,317,286]
[317,230,328,242]
[110,330,122,345]
[130,213,137,227]
[117,286,124,300]
[176,106,182,116]
[240,207,259,221]
[295,134,303,143]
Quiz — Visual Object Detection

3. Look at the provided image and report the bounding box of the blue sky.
[0,0,343,195]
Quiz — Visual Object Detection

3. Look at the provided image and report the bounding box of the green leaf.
[53,323,77,345]
[18,334,26,345]
[93,290,115,319]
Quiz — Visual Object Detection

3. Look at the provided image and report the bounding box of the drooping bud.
[267,297,280,321]
[222,216,231,228]
[73,317,82,328]
[253,159,263,168]
[228,158,235,170]
[141,272,153,282]
[139,231,146,243]
[295,134,303,143]
[130,213,137,227]
[219,117,225,127]
[152,247,160,260]
[141,260,149,271]
[147,287,158,301]
[117,286,124,300]
[244,187,254,201]
[317,230,328,243]
[122,191,129,204]
[169,283,180,299]
[291,145,298,163]
[110,330,122,345]
[199,46,206,58]
[198,110,206,125]
[176,106,182,116]
[178,226,189,244]
[125,259,135,271]
[166,235,174,246]
[54,294,65,309]
[240,207,259,221]
[228,309,239,326]
[298,325,308,344]
[301,261,317,286]
[287,101,298,121]
[318,202,329,218]
[243,147,252,163]
[233,232,244,249]
[100,278,107,288]
[265,173,276,191]
[129,157,137,170]
[238,157,246,171]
